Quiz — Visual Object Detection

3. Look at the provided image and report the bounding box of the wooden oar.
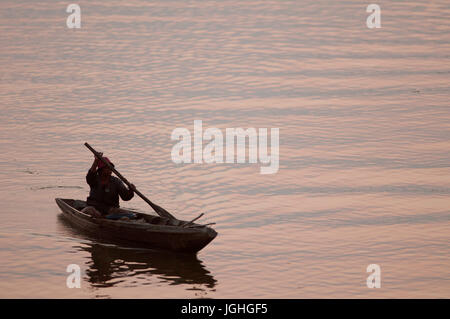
[182,213,204,228]
[84,142,177,221]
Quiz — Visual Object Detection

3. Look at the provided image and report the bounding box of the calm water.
[0,0,449,298]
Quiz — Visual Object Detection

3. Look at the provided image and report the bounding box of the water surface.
[0,0,449,298]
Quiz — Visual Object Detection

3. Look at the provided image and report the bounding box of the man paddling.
[82,153,136,219]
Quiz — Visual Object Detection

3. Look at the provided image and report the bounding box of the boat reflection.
[57,214,217,292]
[83,243,217,289]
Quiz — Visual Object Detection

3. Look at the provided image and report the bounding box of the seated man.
[82,153,136,220]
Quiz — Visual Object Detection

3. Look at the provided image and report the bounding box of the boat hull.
[55,198,217,253]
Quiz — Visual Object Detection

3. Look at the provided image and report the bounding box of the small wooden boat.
[55,198,217,253]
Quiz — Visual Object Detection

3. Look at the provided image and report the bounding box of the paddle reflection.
[57,214,217,292]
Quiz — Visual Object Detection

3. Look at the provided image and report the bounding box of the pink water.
[0,0,449,298]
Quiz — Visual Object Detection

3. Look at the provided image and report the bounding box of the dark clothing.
[86,169,134,215]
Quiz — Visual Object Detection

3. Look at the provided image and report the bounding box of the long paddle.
[84,142,177,221]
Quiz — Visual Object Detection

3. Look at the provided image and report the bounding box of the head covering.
[97,157,114,170]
